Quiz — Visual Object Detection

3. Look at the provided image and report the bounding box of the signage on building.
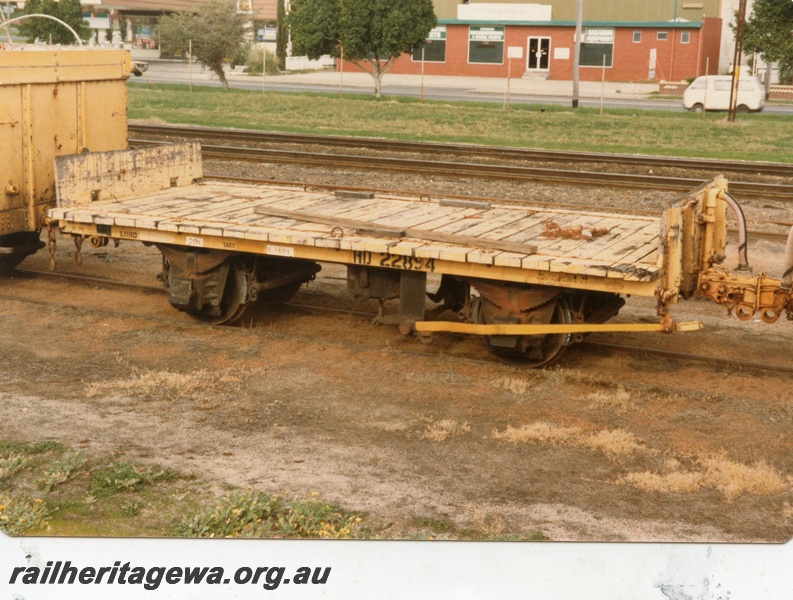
[428,26,447,41]
[585,28,615,43]
[257,27,277,42]
[469,26,505,42]
[458,3,552,22]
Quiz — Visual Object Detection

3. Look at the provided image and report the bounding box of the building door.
[527,37,550,71]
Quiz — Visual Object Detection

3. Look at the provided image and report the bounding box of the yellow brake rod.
[413,321,704,335]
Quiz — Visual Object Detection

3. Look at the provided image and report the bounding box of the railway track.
[129,131,793,202]
[9,267,793,377]
[128,123,793,179]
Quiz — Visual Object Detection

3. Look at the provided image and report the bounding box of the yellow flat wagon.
[49,143,793,366]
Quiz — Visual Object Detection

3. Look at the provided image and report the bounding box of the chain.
[47,221,57,271]
[73,235,83,266]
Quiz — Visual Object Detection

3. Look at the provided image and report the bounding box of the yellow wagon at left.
[0,47,130,268]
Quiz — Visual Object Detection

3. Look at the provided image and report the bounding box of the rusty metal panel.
[0,48,129,234]
[55,143,204,208]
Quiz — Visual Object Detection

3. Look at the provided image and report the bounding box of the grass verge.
[129,82,793,163]
[0,438,547,541]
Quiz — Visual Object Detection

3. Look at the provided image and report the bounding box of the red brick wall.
[348,22,721,83]
[698,17,722,77]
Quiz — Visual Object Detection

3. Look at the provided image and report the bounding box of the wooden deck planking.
[311,198,426,225]
[591,221,660,263]
[500,212,582,246]
[54,181,672,283]
[430,209,521,236]
[533,216,629,263]
[367,202,456,229]
[395,208,487,232]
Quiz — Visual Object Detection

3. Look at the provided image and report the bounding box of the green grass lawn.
[128,82,793,163]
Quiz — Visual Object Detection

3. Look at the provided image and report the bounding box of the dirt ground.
[1,223,791,543]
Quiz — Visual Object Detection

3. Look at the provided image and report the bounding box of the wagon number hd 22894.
[353,251,436,272]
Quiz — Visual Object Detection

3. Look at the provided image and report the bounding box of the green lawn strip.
[128,83,793,163]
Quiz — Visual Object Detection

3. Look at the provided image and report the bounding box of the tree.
[158,0,250,90]
[288,0,437,97]
[275,0,287,71]
[742,0,793,84]
[17,0,90,45]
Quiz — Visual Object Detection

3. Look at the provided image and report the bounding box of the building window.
[413,26,446,62]
[633,31,642,43]
[581,27,614,67]
[680,31,690,44]
[657,31,668,41]
[131,17,158,49]
[468,26,504,64]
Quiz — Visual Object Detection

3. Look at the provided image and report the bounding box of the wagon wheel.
[476,296,573,368]
[256,281,303,305]
[188,259,250,326]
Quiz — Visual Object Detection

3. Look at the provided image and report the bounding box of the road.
[131,61,793,114]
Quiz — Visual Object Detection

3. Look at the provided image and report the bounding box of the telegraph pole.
[728,0,747,122]
[572,0,582,108]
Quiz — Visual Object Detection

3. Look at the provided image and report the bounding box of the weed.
[0,495,49,535]
[91,461,178,496]
[173,490,366,539]
[413,517,456,535]
[121,500,142,517]
[0,440,62,455]
[37,451,87,492]
[0,453,29,481]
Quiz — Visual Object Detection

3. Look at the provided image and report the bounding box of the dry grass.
[582,429,646,457]
[588,387,634,413]
[620,470,704,493]
[493,421,647,457]
[421,418,472,442]
[493,421,583,445]
[472,510,504,538]
[84,367,264,407]
[699,456,789,500]
[620,455,790,500]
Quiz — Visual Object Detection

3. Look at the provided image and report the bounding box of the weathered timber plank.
[252,205,537,256]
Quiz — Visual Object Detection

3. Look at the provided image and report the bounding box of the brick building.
[383,17,722,82]
[340,1,727,83]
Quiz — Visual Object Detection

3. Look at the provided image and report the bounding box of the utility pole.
[572,0,582,108]
[728,0,747,122]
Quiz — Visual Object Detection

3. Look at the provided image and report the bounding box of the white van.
[683,75,765,113]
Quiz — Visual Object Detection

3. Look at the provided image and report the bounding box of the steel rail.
[128,123,793,178]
